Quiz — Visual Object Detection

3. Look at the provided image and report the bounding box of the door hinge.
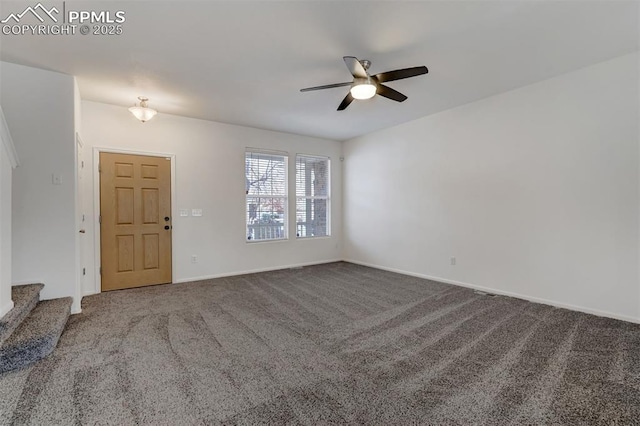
[99,267,102,275]
[98,162,101,173]
[98,215,102,224]
[82,267,86,276]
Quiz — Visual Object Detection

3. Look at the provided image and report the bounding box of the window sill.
[246,238,289,244]
[296,235,332,241]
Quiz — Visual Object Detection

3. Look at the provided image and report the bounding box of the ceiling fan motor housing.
[352,76,377,88]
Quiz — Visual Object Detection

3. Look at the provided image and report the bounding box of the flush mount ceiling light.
[128,96,157,122]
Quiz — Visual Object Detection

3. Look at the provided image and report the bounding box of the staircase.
[0,284,72,374]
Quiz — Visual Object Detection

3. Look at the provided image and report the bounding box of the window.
[296,155,330,238]
[245,151,287,241]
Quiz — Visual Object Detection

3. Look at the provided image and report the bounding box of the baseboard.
[343,258,640,325]
[0,300,14,318]
[173,258,344,284]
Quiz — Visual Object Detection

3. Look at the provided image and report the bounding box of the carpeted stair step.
[0,284,44,346]
[0,297,72,374]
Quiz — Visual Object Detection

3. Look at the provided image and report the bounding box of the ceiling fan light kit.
[350,77,377,100]
[129,96,157,122]
[301,56,428,110]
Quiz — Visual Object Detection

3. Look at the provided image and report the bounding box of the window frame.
[295,154,331,239]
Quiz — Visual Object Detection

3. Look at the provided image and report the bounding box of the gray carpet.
[0,262,639,425]
[0,297,73,374]
[0,284,43,346]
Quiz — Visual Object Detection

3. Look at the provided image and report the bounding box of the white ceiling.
[0,1,638,141]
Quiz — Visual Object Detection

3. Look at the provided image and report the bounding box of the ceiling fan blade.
[300,82,352,92]
[375,66,428,83]
[377,84,408,102]
[343,56,368,78]
[337,93,354,111]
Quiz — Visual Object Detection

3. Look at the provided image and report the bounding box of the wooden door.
[100,152,172,291]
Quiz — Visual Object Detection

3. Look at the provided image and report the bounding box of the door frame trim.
[92,147,177,294]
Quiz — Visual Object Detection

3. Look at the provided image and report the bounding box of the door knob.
[164,216,170,221]
[79,229,86,233]
[164,225,171,230]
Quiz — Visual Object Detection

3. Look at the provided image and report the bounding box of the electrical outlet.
[192,209,203,217]
[191,255,198,263]
[179,209,189,217]
[450,257,456,266]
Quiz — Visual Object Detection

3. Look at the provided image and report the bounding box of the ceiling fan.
[300,56,428,111]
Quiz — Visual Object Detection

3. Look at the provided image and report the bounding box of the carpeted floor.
[0,262,639,425]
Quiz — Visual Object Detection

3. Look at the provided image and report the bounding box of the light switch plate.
[192,209,203,217]
[179,209,189,217]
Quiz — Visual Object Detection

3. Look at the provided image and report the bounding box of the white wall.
[0,62,80,313]
[343,52,640,322]
[81,101,343,295]
[0,106,18,318]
